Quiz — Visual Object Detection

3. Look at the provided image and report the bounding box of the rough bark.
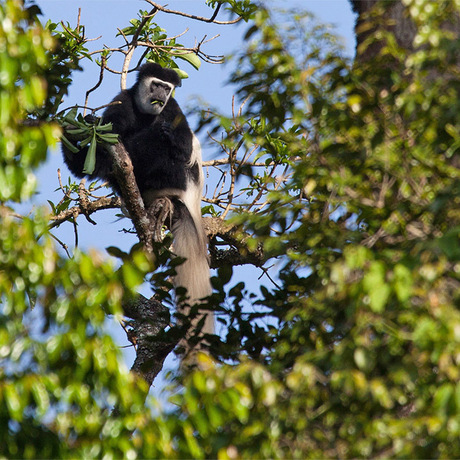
[350,0,417,62]
[350,0,460,63]
[110,143,155,253]
[203,216,265,269]
[109,142,264,385]
[122,295,177,387]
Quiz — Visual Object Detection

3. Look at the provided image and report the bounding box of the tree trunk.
[350,0,460,62]
[350,0,417,61]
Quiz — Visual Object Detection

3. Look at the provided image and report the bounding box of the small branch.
[77,179,98,225]
[145,0,242,25]
[56,168,72,210]
[121,7,158,90]
[135,39,224,65]
[49,195,121,229]
[48,232,72,259]
[84,55,107,115]
[202,157,276,168]
[203,217,265,268]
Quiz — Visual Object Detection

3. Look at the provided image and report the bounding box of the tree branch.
[110,143,154,251]
[145,0,242,25]
[203,217,265,268]
[121,7,158,89]
[122,294,177,386]
[49,195,121,229]
[108,142,198,385]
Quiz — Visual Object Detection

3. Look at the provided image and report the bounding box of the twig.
[49,195,121,229]
[145,0,242,25]
[121,7,158,90]
[135,39,224,65]
[48,232,72,259]
[257,264,282,290]
[84,55,107,116]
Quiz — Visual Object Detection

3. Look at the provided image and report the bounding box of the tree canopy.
[1,0,460,457]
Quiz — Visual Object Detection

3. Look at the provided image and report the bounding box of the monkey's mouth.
[151,99,165,107]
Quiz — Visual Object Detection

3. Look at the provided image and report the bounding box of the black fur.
[137,62,181,88]
[62,63,193,196]
[62,63,213,343]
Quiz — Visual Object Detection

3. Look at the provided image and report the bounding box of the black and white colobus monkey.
[62,63,213,338]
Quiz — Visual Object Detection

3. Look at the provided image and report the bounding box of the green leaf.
[5,384,22,420]
[82,132,97,174]
[60,134,80,153]
[436,227,460,261]
[175,51,201,70]
[106,246,128,260]
[98,132,119,144]
[393,264,412,303]
[354,348,372,372]
[63,106,79,123]
[363,261,390,313]
[121,263,144,290]
[31,380,50,415]
[433,383,454,416]
[173,67,189,80]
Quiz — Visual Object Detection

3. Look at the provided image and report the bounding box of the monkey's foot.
[146,197,174,242]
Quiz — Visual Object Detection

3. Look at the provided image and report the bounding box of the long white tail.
[142,134,213,353]
[171,198,213,335]
[173,133,213,338]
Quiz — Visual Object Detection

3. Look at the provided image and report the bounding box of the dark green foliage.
[155,3,460,458]
[2,0,460,457]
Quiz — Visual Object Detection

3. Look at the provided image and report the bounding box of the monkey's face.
[136,76,175,115]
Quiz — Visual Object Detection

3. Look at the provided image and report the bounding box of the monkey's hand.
[161,121,173,140]
[159,121,189,161]
[84,114,99,125]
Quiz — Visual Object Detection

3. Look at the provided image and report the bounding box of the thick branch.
[203,217,265,268]
[110,143,154,252]
[122,295,178,386]
[109,143,183,385]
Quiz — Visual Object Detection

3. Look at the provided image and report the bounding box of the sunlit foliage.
[1,0,460,457]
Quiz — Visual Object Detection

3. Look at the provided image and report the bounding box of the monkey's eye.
[151,82,171,92]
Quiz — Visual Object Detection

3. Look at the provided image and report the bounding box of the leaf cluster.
[152,2,460,457]
[60,108,119,175]
[206,0,258,21]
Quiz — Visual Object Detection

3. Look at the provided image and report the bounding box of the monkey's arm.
[158,100,193,162]
[62,91,136,183]
[101,90,137,138]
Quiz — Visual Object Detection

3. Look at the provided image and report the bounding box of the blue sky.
[33,0,357,380]
[36,0,356,250]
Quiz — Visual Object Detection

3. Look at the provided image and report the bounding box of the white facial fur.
[135,76,175,115]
